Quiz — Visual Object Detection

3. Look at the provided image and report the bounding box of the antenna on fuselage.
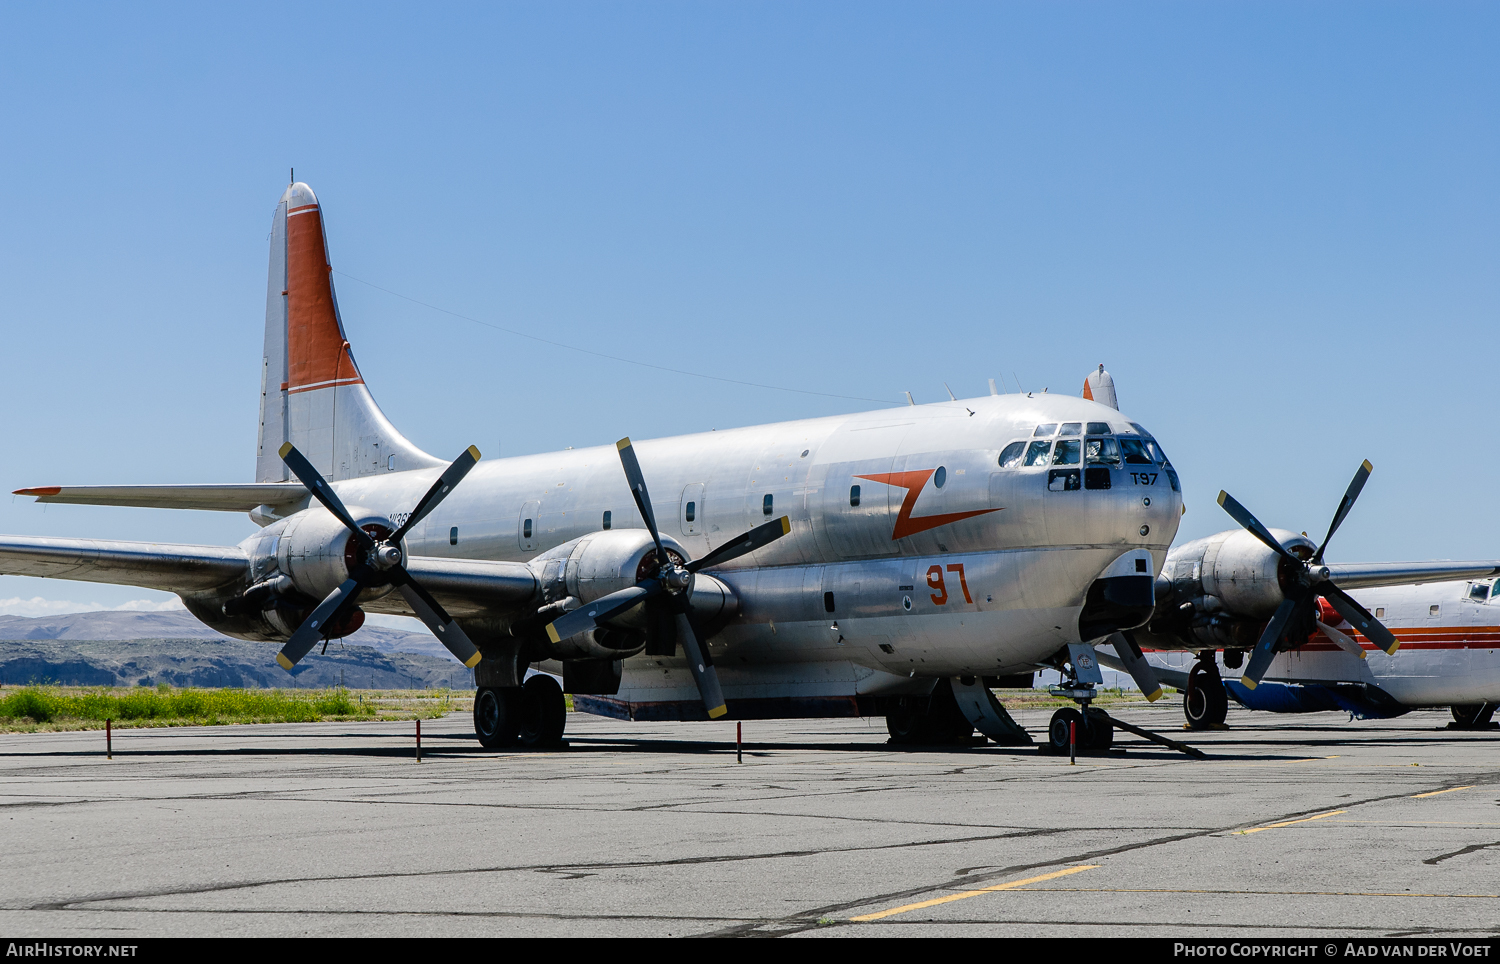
[905,392,916,406]
[988,378,999,396]
[944,383,957,401]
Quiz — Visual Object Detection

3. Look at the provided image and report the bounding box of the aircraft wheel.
[474,687,519,748]
[1047,708,1084,754]
[1083,709,1114,751]
[1450,703,1497,729]
[1184,666,1228,729]
[516,674,567,747]
[885,706,930,744]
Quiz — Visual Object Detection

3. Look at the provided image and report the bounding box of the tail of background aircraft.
[255,182,443,483]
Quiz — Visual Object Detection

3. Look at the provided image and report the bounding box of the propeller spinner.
[1218,460,1400,689]
[274,442,485,671]
[543,437,791,719]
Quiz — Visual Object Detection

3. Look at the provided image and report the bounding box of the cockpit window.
[999,441,1026,468]
[1119,438,1153,465]
[1058,422,1082,437]
[1129,422,1151,437]
[1023,440,1052,466]
[1470,583,1491,602]
[1086,421,1112,435]
[1085,437,1121,465]
[1052,439,1081,465]
[1144,440,1165,463]
[1033,423,1057,437]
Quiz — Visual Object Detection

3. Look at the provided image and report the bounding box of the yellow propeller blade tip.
[463,652,483,668]
[545,624,562,644]
[278,442,294,458]
[1240,676,1258,690]
[466,445,482,460]
[276,653,294,670]
[1385,641,1401,655]
[708,705,728,719]
[1145,688,1163,702]
[779,516,791,535]
[1362,459,1373,472]
[616,438,632,450]
[1216,491,1228,506]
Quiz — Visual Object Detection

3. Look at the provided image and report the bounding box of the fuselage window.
[1023,440,1052,466]
[1058,422,1082,437]
[934,466,947,488]
[1119,438,1153,465]
[450,526,458,546]
[849,485,861,506]
[824,591,836,613]
[1034,423,1058,437]
[602,510,612,530]
[1470,583,1490,602]
[685,501,696,523]
[1052,439,1081,465]
[998,441,1026,468]
[1085,437,1121,466]
[1086,421,1112,435]
[523,519,533,539]
[763,493,774,515]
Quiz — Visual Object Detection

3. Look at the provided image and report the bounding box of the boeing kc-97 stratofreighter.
[2,181,1187,748]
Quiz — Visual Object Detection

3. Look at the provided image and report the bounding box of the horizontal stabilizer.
[13,484,309,512]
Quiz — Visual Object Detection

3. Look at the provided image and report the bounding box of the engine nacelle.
[184,505,397,643]
[527,529,737,657]
[1160,527,1314,619]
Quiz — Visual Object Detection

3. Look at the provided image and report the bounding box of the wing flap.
[0,535,248,593]
[13,484,309,512]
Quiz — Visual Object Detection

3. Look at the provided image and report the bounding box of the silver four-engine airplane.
[3,180,1491,752]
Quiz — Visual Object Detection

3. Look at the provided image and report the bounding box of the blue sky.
[1,2,1496,616]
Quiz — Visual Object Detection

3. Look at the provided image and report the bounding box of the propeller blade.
[1316,619,1366,659]
[675,611,727,718]
[1313,460,1372,564]
[544,583,657,644]
[1104,631,1163,702]
[278,443,374,550]
[1320,583,1400,656]
[391,445,482,544]
[276,575,364,669]
[390,566,482,668]
[687,516,791,573]
[1217,491,1302,564]
[1240,595,1303,689]
[616,438,667,562]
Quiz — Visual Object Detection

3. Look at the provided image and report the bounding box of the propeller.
[1217,460,1399,690]
[544,437,792,719]
[274,442,485,671]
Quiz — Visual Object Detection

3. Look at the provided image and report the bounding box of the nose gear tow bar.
[1045,643,1205,760]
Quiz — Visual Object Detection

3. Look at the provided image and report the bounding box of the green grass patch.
[0,685,374,726]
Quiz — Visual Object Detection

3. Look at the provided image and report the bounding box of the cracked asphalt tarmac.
[1,702,1497,937]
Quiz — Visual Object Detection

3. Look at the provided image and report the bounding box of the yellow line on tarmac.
[848,865,1098,922]
[1017,887,1500,900]
[1236,809,1347,834]
[1412,785,1477,798]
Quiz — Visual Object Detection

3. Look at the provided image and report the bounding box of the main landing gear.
[474,675,567,748]
[1183,652,1229,730]
[886,679,978,745]
[1449,703,1498,730]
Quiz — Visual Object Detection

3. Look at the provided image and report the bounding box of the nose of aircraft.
[1079,548,1158,641]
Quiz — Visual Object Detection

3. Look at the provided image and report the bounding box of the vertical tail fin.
[256,182,442,482]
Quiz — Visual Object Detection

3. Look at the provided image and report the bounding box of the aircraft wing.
[0,535,248,592]
[1326,561,1500,590]
[12,484,309,512]
[368,556,540,618]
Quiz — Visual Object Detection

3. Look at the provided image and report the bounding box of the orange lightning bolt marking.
[854,469,1001,541]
